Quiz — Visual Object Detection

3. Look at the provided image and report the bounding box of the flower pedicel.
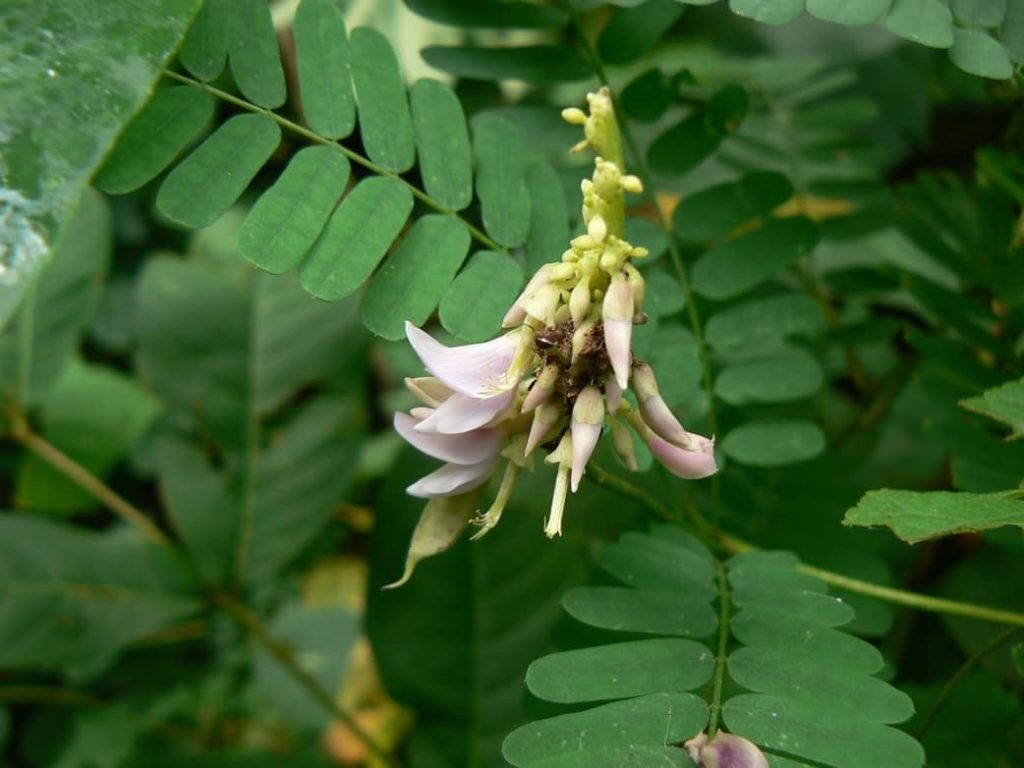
[387,88,717,588]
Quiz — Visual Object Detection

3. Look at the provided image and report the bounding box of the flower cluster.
[388,88,717,585]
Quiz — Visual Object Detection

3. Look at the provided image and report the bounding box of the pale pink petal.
[570,421,601,492]
[414,388,515,435]
[394,412,500,465]
[406,458,496,498]
[686,732,769,768]
[648,433,717,479]
[640,394,694,449]
[603,318,632,389]
[405,322,517,397]
[522,380,552,413]
[410,406,434,420]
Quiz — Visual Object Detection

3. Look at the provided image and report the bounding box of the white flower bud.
[561,106,587,125]
[570,275,592,326]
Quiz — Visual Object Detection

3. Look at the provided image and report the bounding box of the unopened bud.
[544,433,573,538]
[570,275,592,326]
[522,365,558,413]
[571,234,598,251]
[561,107,587,125]
[610,417,637,471]
[570,386,604,492]
[685,732,768,768]
[633,362,695,450]
[526,400,562,456]
[571,317,595,363]
[602,273,634,389]
[523,283,560,326]
[625,263,645,310]
[621,174,644,194]
[587,214,608,243]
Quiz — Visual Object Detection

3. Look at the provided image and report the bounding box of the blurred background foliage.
[1,0,1023,766]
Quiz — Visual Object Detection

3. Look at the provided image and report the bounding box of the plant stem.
[915,626,1023,737]
[568,20,722,522]
[587,469,1024,629]
[707,560,731,736]
[214,591,401,768]
[7,410,171,546]
[161,70,505,255]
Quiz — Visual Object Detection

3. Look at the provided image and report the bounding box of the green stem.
[8,409,171,546]
[915,627,1023,738]
[161,70,505,255]
[214,591,402,768]
[708,560,731,736]
[569,21,722,521]
[587,469,1024,629]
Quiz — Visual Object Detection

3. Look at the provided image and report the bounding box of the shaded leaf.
[474,115,531,248]
[410,79,473,211]
[729,0,803,25]
[960,377,1024,437]
[950,27,1014,78]
[524,160,570,273]
[597,0,684,65]
[721,420,826,466]
[705,294,824,349]
[715,349,824,404]
[179,0,230,80]
[673,172,793,242]
[648,85,749,177]
[884,0,954,48]
[404,0,568,28]
[439,250,525,342]
[228,0,286,108]
[806,0,891,25]
[421,45,591,84]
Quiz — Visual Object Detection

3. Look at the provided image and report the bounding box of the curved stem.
[915,626,1023,738]
[587,469,1024,629]
[707,560,731,736]
[215,591,402,768]
[161,70,505,255]
[8,409,170,546]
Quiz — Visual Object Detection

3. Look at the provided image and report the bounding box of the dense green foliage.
[1,0,1023,766]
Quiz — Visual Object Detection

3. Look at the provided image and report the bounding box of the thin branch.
[707,560,731,736]
[915,626,1023,738]
[161,70,505,255]
[587,469,1024,629]
[214,591,402,768]
[7,410,171,546]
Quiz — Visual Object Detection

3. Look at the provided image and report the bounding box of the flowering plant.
[390,89,717,586]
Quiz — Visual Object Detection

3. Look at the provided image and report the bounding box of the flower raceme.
[386,88,718,587]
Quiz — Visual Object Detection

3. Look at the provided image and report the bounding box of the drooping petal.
[414,388,516,435]
[405,322,518,397]
[394,412,500,465]
[647,433,717,480]
[383,491,480,589]
[570,386,604,492]
[640,394,695,450]
[406,457,497,498]
[544,434,573,538]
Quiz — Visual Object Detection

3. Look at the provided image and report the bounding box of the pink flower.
[685,732,769,768]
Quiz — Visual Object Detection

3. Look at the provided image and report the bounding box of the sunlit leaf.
[294,0,356,139]
[350,26,416,172]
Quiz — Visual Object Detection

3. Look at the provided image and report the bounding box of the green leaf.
[524,160,570,273]
[643,267,687,318]
[299,177,413,301]
[350,26,415,172]
[156,113,281,228]
[884,0,955,48]
[692,217,820,301]
[360,215,471,340]
[729,0,804,25]
[563,586,718,638]
[16,361,160,513]
[806,0,891,25]
[843,490,1024,544]
[950,0,1006,26]
[960,378,1024,437]
[648,85,749,177]
[474,116,531,248]
[410,79,473,211]
[673,173,793,242]
[294,0,356,140]
[503,694,707,767]
[648,325,703,408]
[421,45,592,84]
[721,420,826,466]
[380,492,477,590]
[239,145,350,274]
[404,0,568,28]
[228,0,286,108]
[0,0,201,325]
[439,250,525,342]
[597,0,684,65]
[0,188,110,405]
[0,515,198,671]
[621,68,676,123]
[94,86,215,194]
[1004,0,1024,63]
[715,349,824,404]
[527,639,715,703]
[950,27,1014,79]
[179,0,230,80]
[705,294,824,350]
[723,694,924,768]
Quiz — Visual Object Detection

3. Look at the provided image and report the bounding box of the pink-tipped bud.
[625,263,645,314]
[570,386,604,492]
[685,732,769,768]
[525,400,562,456]
[602,273,634,389]
[522,365,558,413]
[503,265,551,328]
[610,417,637,471]
[633,362,694,450]
[647,432,717,480]
[523,283,561,327]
